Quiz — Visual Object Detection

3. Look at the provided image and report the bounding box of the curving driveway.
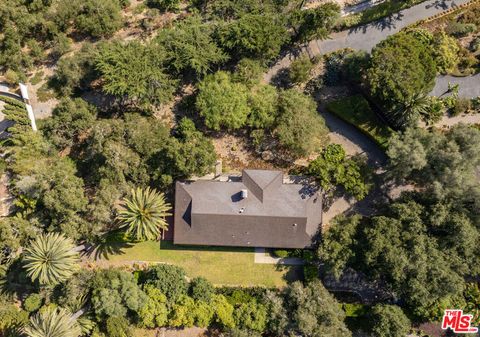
[265,0,474,82]
[431,74,480,98]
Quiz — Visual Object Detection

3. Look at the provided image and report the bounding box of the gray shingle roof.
[174,170,322,248]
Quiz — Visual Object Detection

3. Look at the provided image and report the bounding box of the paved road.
[431,74,480,98]
[265,0,473,82]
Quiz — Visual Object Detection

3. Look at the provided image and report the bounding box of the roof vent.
[239,207,245,214]
[241,189,248,199]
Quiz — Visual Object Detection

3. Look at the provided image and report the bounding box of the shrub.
[23,293,43,313]
[196,71,250,130]
[143,264,188,301]
[0,304,29,333]
[226,290,254,306]
[303,263,318,283]
[106,316,131,337]
[432,32,459,74]
[190,277,215,302]
[275,89,329,158]
[342,303,368,317]
[289,56,313,84]
[445,22,477,37]
[5,69,22,84]
[273,250,289,258]
[233,59,264,87]
[146,0,180,11]
[233,300,267,332]
[453,98,472,116]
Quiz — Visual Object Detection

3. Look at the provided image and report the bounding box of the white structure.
[19,83,37,131]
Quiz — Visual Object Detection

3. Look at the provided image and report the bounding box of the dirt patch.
[27,66,58,119]
[212,134,278,171]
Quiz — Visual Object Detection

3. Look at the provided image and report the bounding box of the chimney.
[241,189,248,199]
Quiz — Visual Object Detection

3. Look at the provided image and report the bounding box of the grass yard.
[101,240,301,287]
[326,94,393,149]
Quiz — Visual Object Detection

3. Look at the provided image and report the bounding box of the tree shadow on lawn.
[275,264,304,284]
[82,231,135,261]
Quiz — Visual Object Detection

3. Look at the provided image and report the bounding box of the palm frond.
[117,187,172,241]
[23,233,79,286]
[23,307,81,337]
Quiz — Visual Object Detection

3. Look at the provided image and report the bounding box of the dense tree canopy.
[293,3,341,43]
[275,89,329,157]
[155,16,228,76]
[320,125,480,321]
[216,13,289,61]
[73,0,124,38]
[143,265,188,301]
[247,84,278,129]
[91,269,148,319]
[387,125,480,203]
[307,144,371,200]
[196,71,250,130]
[42,98,97,149]
[285,281,352,337]
[369,304,411,337]
[95,41,177,107]
[366,32,437,127]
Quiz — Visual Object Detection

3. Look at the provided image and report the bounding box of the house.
[174,169,322,249]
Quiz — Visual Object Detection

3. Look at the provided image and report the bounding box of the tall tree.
[366,32,437,127]
[294,3,341,43]
[23,233,80,286]
[117,187,172,241]
[91,269,148,319]
[155,15,228,76]
[216,13,288,61]
[196,71,250,130]
[369,304,411,337]
[74,0,124,38]
[42,98,97,150]
[307,144,370,200]
[285,280,352,337]
[275,89,329,158]
[95,41,177,107]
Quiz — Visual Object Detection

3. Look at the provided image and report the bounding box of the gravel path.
[265,0,473,82]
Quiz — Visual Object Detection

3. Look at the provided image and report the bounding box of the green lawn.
[326,95,393,149]
[102,240,301,287]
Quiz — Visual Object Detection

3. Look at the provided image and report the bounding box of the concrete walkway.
[254,248,305,265]
[265,0,473,82]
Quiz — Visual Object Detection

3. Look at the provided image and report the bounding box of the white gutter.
[18,83,37,131]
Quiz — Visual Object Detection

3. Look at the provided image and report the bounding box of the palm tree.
[394,93,431,128]
[23,233,79,286]
[24,307,81,337]
[117,187,172,241]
